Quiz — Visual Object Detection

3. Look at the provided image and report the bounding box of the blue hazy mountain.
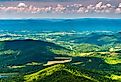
[0,18,121,32]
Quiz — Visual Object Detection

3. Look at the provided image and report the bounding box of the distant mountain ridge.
[0,18,121,32]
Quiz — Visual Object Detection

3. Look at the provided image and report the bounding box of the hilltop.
[24,64,113,82]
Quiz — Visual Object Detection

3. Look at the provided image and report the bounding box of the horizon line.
[0,17,121,20]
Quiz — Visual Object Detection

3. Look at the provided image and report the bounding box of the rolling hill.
[0,39,68,73]
[24,64,114,82]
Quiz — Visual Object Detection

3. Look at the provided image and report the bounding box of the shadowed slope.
[0,39,67,67]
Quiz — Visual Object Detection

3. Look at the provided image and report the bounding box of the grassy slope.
[24,64,96,82]
[24,64,114,82]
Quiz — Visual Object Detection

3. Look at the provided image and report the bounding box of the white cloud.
[17,3,27,7]
[96,2,103,8]
[115,8,121,13]
[106,4,112,7]
[118,3,121,8]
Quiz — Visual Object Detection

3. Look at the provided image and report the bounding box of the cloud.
[17,3,27,7]
[115,8,121,13]
[118,3,121,8]
[95,2,103,8]
[0,1,121,18]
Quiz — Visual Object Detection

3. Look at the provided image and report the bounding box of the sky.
[0,0,121,19]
